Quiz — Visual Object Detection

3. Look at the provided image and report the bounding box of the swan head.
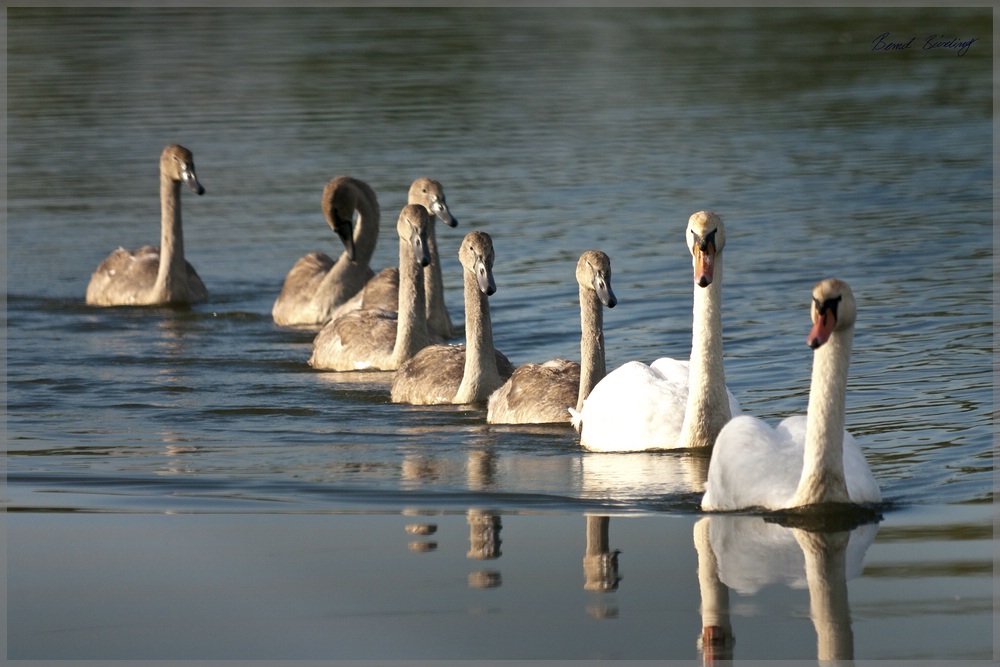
[459,231,497,296]
[577,250,617,308]
[322,177,359,262]
[808,278,856,349]
[409,177,458,228]
[686,210,724,288]
[161,144,205,196]
[398,204,431,268]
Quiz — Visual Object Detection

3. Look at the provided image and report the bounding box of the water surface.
[5,7,993,662]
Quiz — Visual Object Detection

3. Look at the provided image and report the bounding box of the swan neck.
[577,284,606,412]
[424,219,452,336]
[679,260,731,448]
[454,270,501,404]
[792,326,853,506]
[391,238,429,365]
[154,174,185,300]
[351,191,380,266]
[316,186,380,297]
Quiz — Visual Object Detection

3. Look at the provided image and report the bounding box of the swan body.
[272,176,380,327]
[326,178,459,338]
[487,250,617,424]
[390,231,514,405]
[701,279,881,512]
[308,204,433,371]
[85,144,207,306]
[577,211,740,451]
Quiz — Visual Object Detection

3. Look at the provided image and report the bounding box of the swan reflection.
[467,510,503,560]
[583,515,621,592]
[576,449,710,501]
[695,514,878,663]
[583,515,621,620]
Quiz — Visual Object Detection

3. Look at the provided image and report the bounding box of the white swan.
[390,231,515,405]
[85,144,207,306]
[272,176,380,327]
[308,204,433,371]
[325,178,459,338]
[576,210,740,451]
[701,278,882,511]
[487,250,617,424]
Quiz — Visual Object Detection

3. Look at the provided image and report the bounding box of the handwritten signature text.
[871,32,977,56]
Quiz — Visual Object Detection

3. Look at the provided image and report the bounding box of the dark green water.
[5,7,993,662]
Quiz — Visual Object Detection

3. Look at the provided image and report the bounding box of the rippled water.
[5,7,993,662]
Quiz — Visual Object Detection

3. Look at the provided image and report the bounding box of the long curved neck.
[678,259,731,448]
[424,218,453,336]
[350,191,380,267]
[791,326,853,506]
[454,273,500,404]
[576,285,606,413]
[153,174,186,302]
[318,185,381,292]
[391,241,429,366]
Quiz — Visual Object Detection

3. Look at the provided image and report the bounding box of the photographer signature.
[871,32,977,56]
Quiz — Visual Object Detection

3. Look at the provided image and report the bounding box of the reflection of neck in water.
[467,509,502,560]
[795,528,854,662]
[467,510,503,589]
[697,515,877,662]
[583,515,620,621]
[694,517,734,662]
[583,515,620,592]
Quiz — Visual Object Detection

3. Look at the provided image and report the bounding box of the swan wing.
[272,252,336,324]
[487,359,580,424]
[183,260,208,302]
[652,357,741,416]
[578,359,688,452]
[842,430,882,504]
[780,416,880,504]
[273,252,376,326]
[309,309,397,371]
[390,344,467,405]
[702,415,804,511]
[86,247,158,305]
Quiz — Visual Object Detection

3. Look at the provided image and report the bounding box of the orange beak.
[693,244,715,288]
[807,310,836,349]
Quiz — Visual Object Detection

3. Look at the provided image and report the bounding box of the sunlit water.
[5,7,993,662]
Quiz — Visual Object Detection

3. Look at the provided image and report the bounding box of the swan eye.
[814,295,842,318]
[691,228,717,252]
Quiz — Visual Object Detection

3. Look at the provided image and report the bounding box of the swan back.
[272,176,380,327]
[390,230,514,405]
[308,204,431,371]
[488,249,617,425]
[85,144,207,306]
